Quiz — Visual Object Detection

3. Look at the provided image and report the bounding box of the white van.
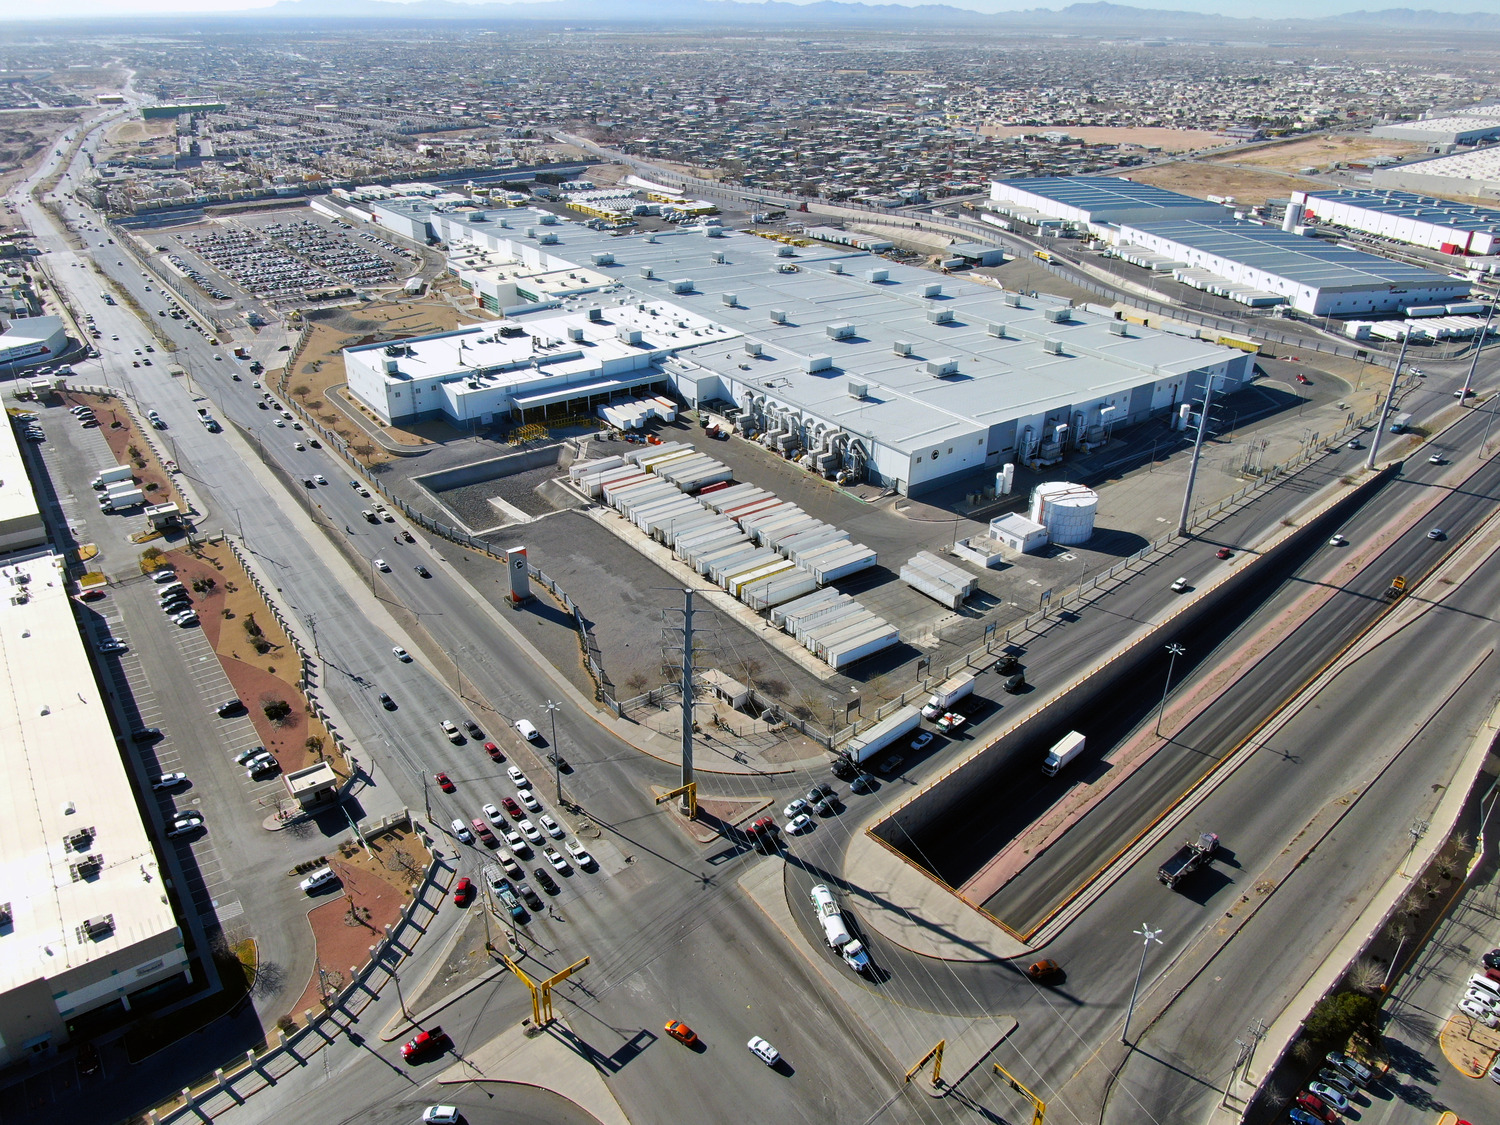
[451,819,474,844]
[299,867,337,893]
[515,719,541,742]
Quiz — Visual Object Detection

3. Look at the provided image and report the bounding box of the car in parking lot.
[440,720,462,744]
[167,811,204,837]
[516,718,541,741]
[849,771,877,794]
[517,788,541,812]
[543,845,569,873]
[173,611,199,627]
[539,814,563,838]
[151,771,187,790]
[516,881,543,911]
[503,828,530,856]
[96,638,128,653]
[216,698,243,716]
[484,742,504,762]
[532,867,559,894]
[450,819,474,844]
[787,813,813,834]
[1293,1092,1336,1122]
[453,877,474,905]
[1304,1083,1347,1112]
[463,719,483,739]
[565,839,595,869]
[784,798,810,820]
[130,726,163,743]
[496,850,523,880]
[299,867,338,894]
[910,731,934,751]
[519,819,544,845]
[482,803,504,825]
[1287,1110,1324,1125]
[500,796,523,819]
[1315,1069,1355,1097]
[1324,1052,1371,1085]
[806,782,834,804]
[507,766,528,787]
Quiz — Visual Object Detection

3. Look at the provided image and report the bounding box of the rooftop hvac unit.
[82,915,114,938]
[848,379,868,399]
[617,327,643,344]
[639,266,654,279]
[567,326,585,342]
[865,268,889,283]
[744,341,763,356]
[384,358,399,374]
[1108,320,1129,336]
[777,246,795,258]
[987,322,1008,338]
[804,354,833,374]
[646,234,658,243]
[0,902,10,927]
[826,322,856,340]
[1044,307,1071,323]
[927,308,954,324]
[539,213,558,225]
[1043,339,1064,355]
[711,252,726,263]
[769,309,788,324]
[588,307,603,322]
[828,262,844,274]
[590,252,615,266]
[922,283,943,298]
[706,226,724,238]
[926,357,959,377]
[538,232,558,244]
[65,827,94,851]
[893,340,912,356]
[525,227,538,238]
[669,278,695,294]
[1004,292,1023,307]
[722,291,737,306]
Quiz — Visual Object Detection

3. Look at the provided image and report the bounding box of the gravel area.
[434,460,580,527]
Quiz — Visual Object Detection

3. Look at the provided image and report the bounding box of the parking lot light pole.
[544,699,563,805]
[1122,923,1163,1046]
[1155,643,1185,737]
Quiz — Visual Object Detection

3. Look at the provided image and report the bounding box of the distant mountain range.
[222,0,1500,28]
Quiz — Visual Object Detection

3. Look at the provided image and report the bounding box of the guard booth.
[284,763,340,809]
[144,503,183,530]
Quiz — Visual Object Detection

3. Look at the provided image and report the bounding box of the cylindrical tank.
[1029,482,1099,546]
[1282,201,1304,232]
[997,463,1015,496]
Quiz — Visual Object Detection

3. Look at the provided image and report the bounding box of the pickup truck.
[1158,832,1219,889]
[400,1026,447,1061]
[493,877,526,919]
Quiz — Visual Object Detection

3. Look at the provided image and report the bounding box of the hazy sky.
[12,0,1497,18]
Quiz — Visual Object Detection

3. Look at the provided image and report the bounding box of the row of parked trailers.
[901,550,980,610]
[1345,313,1496,342]
[770,587,900,670]
[596,395,679,431]
[570,441,891,667]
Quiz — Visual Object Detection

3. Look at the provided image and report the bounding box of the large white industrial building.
[988,176,1227,230]
[1371,107,1500,146]
[0,316,68,371]
[344,206,1253,496]
[1291,188,1500,256]
[1373,147,1500,203]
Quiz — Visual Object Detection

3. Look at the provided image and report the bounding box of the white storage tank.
[1029,482,1098,546]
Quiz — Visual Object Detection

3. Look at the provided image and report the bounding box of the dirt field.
[1212,134,1425,173]
[279,288,485,457]
[1127,161,1323,206]
[105,117,176,147]
[981,125,1226,152]
[0,109,85,196]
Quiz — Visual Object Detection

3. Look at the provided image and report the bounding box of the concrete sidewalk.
[439,1019,629,1125]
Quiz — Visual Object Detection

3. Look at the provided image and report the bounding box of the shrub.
[1303,990,1378,1046]
[263,699,292,723]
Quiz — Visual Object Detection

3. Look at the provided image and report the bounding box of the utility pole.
[1177,373,1218,536]
[1459,303,1495,403]
[1122,922,1164,1045]
[679,590,695,815]
[1365,334,1410,472]
[544,698,563,806]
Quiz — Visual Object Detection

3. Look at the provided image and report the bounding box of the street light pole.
[1458,303,1495,404]
[1122,922,1164,1045]
[1365,333,1409,472]
[544,699,563,806]
[1155,643,1185,737]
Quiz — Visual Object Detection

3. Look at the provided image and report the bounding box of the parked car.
[532,867,559,894]
[539,814,564,839]
[485,741,505,761]
[450,820,474,845]
[167,811,204,837]
[784,798,810,820]
[517,788,541,812]
[910,731,934,751]
[1304,1083,1348,1112]
[544,845,569,873]
[501,796,523,820]
[565,839,595,869]
[519,819,544,845]
[516,718,541,741]
[151,771,187,790]
[1324,1052,1371,1085]
[508,766,528,787]
[453,877,474,905]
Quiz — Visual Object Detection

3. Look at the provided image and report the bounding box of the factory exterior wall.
[906,431,990,493]
[344,352,401,425]
[1372,165,1500,203]
[370,203,431,243]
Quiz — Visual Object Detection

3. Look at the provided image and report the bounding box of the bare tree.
[1345,957,1385,995]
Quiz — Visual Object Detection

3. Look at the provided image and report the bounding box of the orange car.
[665,1020,698,1047]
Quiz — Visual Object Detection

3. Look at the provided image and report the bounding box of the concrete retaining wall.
[413,444,564,493]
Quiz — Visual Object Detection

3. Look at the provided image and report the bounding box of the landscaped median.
[141,537,346,795]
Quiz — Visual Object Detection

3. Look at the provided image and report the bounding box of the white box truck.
[921,673,975,719]
[100,488,144,511]
[92,465,133,490]
[1042,731,1086,776]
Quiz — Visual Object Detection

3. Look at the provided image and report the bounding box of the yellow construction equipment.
[905,1040,944,1086]
[654,781,697,819]
[499,951,590,1026]
[994,1062,1045,1125]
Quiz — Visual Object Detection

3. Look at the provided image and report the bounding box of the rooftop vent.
[646,234,658,243]
[769,309,787,325]
[893,340,912,356]
[525,227,538,239]
[987,323,1008,338]
[539,213,558,225]
[847,379,868,399]
[1108,321,1129,336]
[0,902,10,927]
[70,855,103,881]
[826,322,856,340]
[865,268,889,283]
[65,827,95,852]
[669,278,695,294]
[1043,339,1064,355]
[538,232,558,245]
[926,357,959,377]
[922,283,943,298]
[803,354,833,374]
[1004,293,1023,308]
[705,226,724,238]
[927,308,954,325]
[639,266,654,279]
[1044,307,1072,324]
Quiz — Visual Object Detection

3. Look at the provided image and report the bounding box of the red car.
[1296,373,1309,384]
[1293,1092,1335,1123]
[1215,547,1233,559]
[501,796,523,820]
[453,877,473,905]
[400,1026,447,1061]
[485,741,504,762]
[435,773,455,793]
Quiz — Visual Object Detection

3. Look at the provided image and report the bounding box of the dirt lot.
[0,109,85,196]
[1213,134,1425,173]
[981,125,1227,152]
[1127,161,1323,206]
[104,116,176,148]
[279,290,485,459]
